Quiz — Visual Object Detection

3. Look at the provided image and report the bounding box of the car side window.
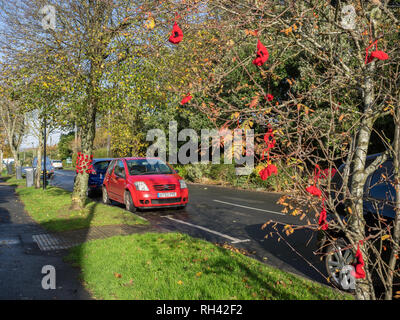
[368,161,395,202]
[107,160,116,175]
[114,160,126,178]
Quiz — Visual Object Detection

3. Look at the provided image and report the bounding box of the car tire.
[325,238,355,291]
[124,190,137,213]
[102,186,111,205]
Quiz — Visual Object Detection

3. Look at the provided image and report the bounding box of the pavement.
[0,178,90,300]
[0,175,165,299]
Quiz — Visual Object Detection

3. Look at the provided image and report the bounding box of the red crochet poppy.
[169,21,183,44]
[365,40,389,64]
[318,206,328,230]
[252,39,269,66]
[180,94,192,105]
[306,185,322,197]
[370,50,389,61]
[266,94,274,102]
[261,128,276,161]
[353,244,366,279]
[319,168,337,179]
[259,164,278,181]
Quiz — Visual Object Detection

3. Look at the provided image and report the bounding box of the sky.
[20,130,63,150]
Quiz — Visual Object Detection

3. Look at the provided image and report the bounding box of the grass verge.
[1,175,147,232]
[65,232,353,300]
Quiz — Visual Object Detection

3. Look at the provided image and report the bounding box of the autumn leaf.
[114,272,122,278]
[381,234,390,241]
[249,96,259,109]
[196,272,202,277]
[177,280,183,285]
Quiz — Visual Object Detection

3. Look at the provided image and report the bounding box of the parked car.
[32,157,54,179]
[52,160,63,170]
[102,157,188,212]
[73,158,114,197]
[318,153,399,290]
[88,158,114,196]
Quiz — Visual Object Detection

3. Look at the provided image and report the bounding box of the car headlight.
[179,180,187,189]
[134,181,149,191]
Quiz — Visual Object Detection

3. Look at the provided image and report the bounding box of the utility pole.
[43,114,47,190]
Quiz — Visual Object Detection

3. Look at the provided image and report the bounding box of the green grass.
[1,175,147,232]
[65,232,353,300]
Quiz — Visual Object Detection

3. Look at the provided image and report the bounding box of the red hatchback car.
[102,157,188,212]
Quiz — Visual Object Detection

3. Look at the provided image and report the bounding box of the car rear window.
[94,161,111,172]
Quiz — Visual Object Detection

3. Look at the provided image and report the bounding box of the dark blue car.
[318,154,399,290]
[75,158,114,197]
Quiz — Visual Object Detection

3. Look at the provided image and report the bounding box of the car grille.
[153,184,176,191]
[151,198,181,204]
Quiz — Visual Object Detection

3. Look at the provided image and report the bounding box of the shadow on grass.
[39,201,97,232]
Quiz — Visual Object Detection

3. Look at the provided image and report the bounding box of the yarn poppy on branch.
[252,39,269,66]
[169,21,183,44]
[261,127,276,161]
[365,39,389,64]
[266,94,274,102]
[318,198,328,230]
[306,164,322,197]
[259,164,278,181]
[180,93,192,105]
[258,125,278,181]
[352,243,366,279]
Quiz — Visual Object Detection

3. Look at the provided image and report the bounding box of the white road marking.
[161,215,250,244]
[213,199,285,215]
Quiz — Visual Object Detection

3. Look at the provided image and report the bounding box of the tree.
[0,85,25,172]
[171,0,400,299]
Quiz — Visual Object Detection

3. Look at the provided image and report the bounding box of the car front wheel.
[325,238,355,291]
[124,191,137,213]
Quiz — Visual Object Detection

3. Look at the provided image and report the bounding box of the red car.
[102,157,188,212]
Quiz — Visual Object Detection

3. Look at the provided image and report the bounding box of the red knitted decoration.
[180,94,192,105]
[318,199,328,230]
[306,185,322,197]
[370,50,389,61]
[261,127,276,161]
[169,21,183,44]
[252,39,269,66]
[76,152,95,175]
[353,243,366,279]
[266,94,274,102]
[306,164,322,197]
[259,164,278,180]
[318,168,337,179]
[365,40,389,64]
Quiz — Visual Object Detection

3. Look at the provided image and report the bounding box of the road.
[50,169,328,286]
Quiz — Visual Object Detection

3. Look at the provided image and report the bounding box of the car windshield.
[126,159,174,175]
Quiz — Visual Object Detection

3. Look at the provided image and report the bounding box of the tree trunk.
[35,130,43,189]
[0,149,3,174]
[349,62,377,300]
[70,93,97,210]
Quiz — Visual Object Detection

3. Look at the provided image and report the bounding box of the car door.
[110,160,127,203]
[104,160,116,195]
